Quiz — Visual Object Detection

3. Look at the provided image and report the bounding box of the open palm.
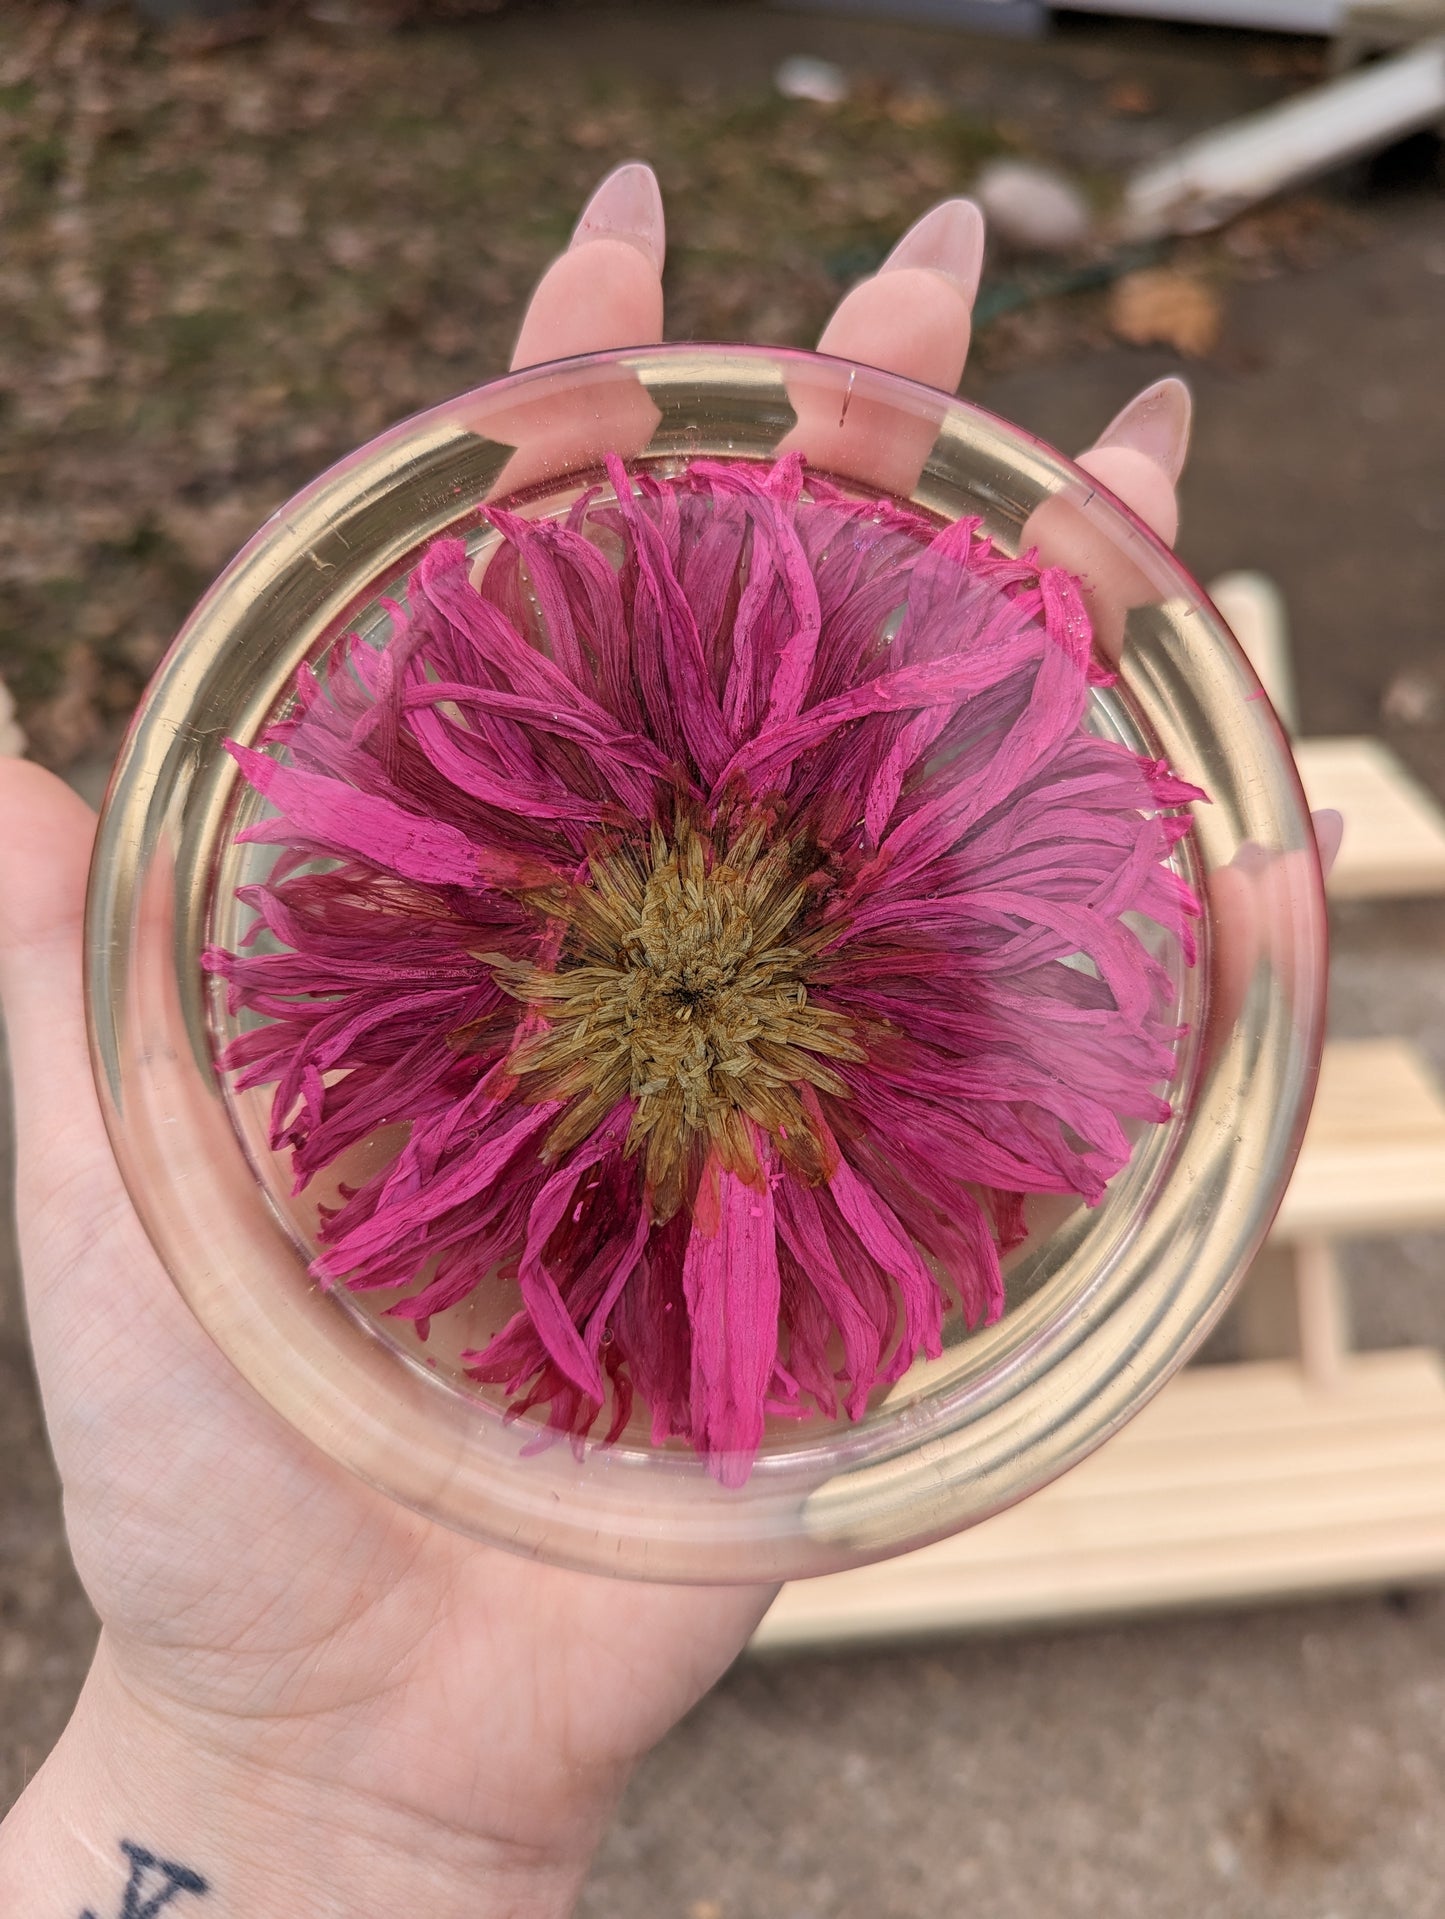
[0,165,1190,1904]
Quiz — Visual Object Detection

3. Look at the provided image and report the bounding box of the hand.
[0,163,1194,1918]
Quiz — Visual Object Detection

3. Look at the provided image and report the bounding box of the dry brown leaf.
[1108,267,1223,359]
[887,86,944,129]
[1106,80,1156,117]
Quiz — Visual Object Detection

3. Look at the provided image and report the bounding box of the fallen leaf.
[1106,80,1157,117]
[887,85,944,128]
[1108,267,1222,358]
[568,116,611,151]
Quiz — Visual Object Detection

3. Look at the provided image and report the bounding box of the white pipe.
[1123,36,1445,238]
[1057,0,1342,30]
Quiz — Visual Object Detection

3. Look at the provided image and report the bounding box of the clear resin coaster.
[86,346,1326,1582]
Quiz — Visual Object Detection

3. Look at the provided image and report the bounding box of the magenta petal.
[230,743,480,888]
[683,1140,782,1486]
[315,1091,559,1283]
[515,1106,636,1400]
[775,1179,885,1419]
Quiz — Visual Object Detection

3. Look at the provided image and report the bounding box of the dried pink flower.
[207,454,1202,1483]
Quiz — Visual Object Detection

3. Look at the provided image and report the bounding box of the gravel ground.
[2,6,1444,1913]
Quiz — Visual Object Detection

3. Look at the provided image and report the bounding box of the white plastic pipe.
[1123,36,1445,238]
[1057,0,1342,29]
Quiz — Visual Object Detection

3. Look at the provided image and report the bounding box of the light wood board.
[1274,1037,1445,1240]
[753,1351,1445,1651]
[1295,736,1445,900]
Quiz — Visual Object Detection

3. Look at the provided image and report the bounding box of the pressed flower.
[206,453,1202,1484]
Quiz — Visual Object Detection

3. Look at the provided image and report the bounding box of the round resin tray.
[85,345,1326,1583]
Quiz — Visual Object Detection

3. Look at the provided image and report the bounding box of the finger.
[785,199,984,495]
[817,199,984,388]
[1076,376,1191,547]
[1312,807,1344,881]
[1206,841,1328,1069]
[0,762,162,1349]
[0,757,299,1507]
[510,161,666,371]
[1022,376,1193,660]
[0,759,112,1237]
[1203,795,1332,1074]
[479,163,667,511]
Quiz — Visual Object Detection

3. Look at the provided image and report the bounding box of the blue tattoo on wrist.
[80,1839,208,1919]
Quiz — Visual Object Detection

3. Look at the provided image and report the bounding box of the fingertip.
[1312,807,1344,880]
[510,161,667,372]
[817,265,973,395]
[879,197,985,305]
[0,753,97,846]
[1075,443,1180,549]
[510,236,665,371]
[570,160,666,277]
[0,758,97,963]
[1091,376,1192,484]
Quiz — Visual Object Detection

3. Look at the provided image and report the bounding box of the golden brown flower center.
[491,816,863,1218]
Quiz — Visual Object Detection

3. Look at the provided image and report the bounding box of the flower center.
[492,814,863,1218]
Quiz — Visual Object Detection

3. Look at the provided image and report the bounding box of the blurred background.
[1,2,1443,1914]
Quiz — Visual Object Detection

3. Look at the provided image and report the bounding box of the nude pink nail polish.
[1312,808,1344,879]
[880,199,985,303]
[1094,377,1193,483]
[570,162,666,276]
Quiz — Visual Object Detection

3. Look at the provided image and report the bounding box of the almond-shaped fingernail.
[1094,376,1192,483]
[570,161,665,276]
[880,199,985,304]
[1312,807,1344,880]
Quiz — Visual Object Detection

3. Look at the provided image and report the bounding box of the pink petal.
[230,744,481,888]
[682,1139,782,1485]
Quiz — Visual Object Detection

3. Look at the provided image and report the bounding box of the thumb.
[0,753,246,1486]
[0,756,95,967]
[0,757,99,1096]
[0,759,129,1293]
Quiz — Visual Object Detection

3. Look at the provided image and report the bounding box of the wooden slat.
[1294,736,1445,900]
[1205,566,1445,899]
[752,1351,1445,1651]
[1208,570,1299,731]
[1273,1038,1445,1239]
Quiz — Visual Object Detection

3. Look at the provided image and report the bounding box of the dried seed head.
[492,813,863,1218]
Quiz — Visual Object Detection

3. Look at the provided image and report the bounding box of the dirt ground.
[2,5,1444,1914]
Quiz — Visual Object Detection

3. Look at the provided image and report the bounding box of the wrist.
[0,1638,599,1919]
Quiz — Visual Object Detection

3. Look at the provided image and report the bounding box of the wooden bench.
[1274,1038,1445,1241]
[753,1036,1445,1651]
[1239,1038,1445,1385]
[753,1350,1445,1650]
[1210,569,1445,901]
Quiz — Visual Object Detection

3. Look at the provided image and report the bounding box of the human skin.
[0,165,1208,1917]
